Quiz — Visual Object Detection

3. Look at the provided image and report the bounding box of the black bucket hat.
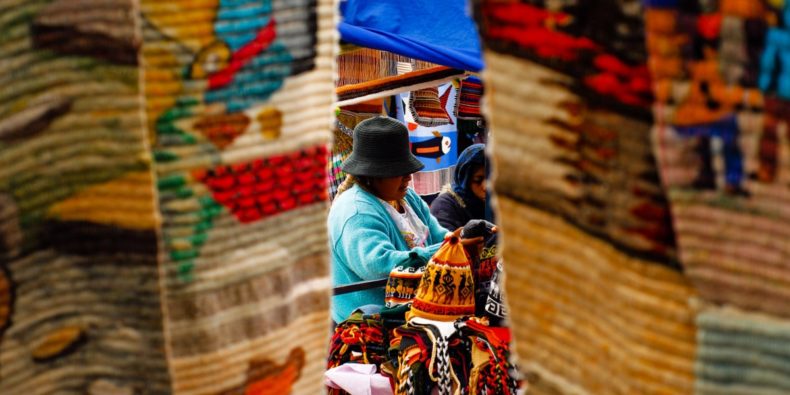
[342,116,425,178]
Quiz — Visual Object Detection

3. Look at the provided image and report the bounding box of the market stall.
[325,1,518,394]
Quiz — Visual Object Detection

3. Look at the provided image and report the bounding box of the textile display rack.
[334,47,469,106]
[330,49,478,292]
[327,3,512,393]
[330,47,486,199]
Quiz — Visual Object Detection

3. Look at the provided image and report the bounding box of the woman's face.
[370,174,412,201]
[470,167,486,200]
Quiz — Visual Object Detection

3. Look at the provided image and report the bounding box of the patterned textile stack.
[140,0,334,393]
[0,0,169,393]
[1,0,335,394]
[644,1,790,393]
[327,237,518,395]
[477,1,697,394]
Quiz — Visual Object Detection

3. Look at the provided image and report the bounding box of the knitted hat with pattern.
[384,252,425,308]
[408,237,475,321]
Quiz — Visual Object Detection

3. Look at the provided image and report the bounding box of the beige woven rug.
[0,0,334,394]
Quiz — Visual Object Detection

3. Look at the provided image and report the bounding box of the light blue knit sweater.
[329,184,449,323]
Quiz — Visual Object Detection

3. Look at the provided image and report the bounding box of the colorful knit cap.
[409,237,475,321]
[385,252,425,308]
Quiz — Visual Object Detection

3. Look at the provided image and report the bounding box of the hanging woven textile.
[140,0,335,393]
[400,83,460,196]
[455,76,487,152]
[476,1,698,394]
[337,48,440,87]
[0,1,168,392]
[410,86,453,127]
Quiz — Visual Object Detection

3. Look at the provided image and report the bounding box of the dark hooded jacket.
[430,144,486,230]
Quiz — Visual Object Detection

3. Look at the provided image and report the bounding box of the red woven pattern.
[194,145,328,223]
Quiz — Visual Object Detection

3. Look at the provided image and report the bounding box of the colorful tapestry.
[644,1,790,393]
[140,0,333,394]
[478,0,790,394]
[400,83,460,196]
[1,0,333,393]
[477,1,696,394]
[0,0,169,393]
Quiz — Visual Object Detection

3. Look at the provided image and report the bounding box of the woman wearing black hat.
[328,116,478,323]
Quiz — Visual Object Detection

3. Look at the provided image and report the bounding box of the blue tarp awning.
[338,0,484,72]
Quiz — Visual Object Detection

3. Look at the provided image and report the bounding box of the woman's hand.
[448,227,485,246]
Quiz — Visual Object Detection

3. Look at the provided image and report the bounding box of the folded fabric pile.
[328,311,391,370]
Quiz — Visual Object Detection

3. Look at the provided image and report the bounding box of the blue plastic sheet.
[339,0,484,72]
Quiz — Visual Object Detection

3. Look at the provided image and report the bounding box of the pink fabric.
[324,364,393,395]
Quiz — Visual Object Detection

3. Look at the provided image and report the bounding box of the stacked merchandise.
[326,232,518,395]
[476,1,697,394]
[456,76,488,153]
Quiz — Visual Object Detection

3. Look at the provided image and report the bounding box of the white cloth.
[379,198,429,249]
[324,364,394,395]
